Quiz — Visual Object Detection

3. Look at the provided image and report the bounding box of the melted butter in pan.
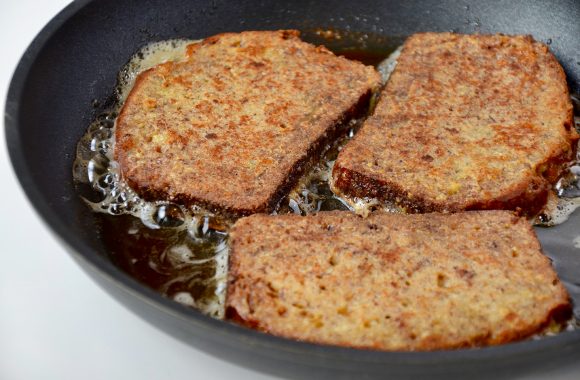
[73,32,580,333]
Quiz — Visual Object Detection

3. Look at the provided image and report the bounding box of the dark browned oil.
[304,28,405,66]
[73,31,580,332]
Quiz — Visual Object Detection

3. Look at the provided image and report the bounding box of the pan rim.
[5,0,580,371]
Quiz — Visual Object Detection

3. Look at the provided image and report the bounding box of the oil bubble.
[109,204,123,215]
[90,127,112,141]
[155,204,186,227]
[98,173,114,189]
[87,154,110,183]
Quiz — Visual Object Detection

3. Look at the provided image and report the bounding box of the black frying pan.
[6,0,580,378]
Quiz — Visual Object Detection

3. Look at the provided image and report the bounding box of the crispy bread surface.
[226,210,570,351]
[116,30,381,216]
[333,33,578,215]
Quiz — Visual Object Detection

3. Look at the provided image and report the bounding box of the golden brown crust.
[226,210,571,351]
[332,33,578,216]
[115,30,381,217]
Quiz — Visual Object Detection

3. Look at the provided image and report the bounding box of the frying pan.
[5,0,580,378]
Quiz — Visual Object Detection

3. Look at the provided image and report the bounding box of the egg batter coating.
[226,210,571,351]
[332,33,578,215]
[116,30,381,216]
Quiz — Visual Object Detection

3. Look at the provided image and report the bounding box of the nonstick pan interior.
[5,0,580,378]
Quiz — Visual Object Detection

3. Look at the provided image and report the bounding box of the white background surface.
[0,1,276,379]
[1,1,579,380]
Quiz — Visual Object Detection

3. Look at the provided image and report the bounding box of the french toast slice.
[226,210,571,351]
[116,30,381,216]
[332,33,578,215]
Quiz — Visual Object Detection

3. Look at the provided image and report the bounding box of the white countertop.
[0,1,275,379]
[1,1,579,380]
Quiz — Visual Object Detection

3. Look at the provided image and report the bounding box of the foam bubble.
[173,292,196,307]
[535,163,580,227]
[377,45,402,84]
